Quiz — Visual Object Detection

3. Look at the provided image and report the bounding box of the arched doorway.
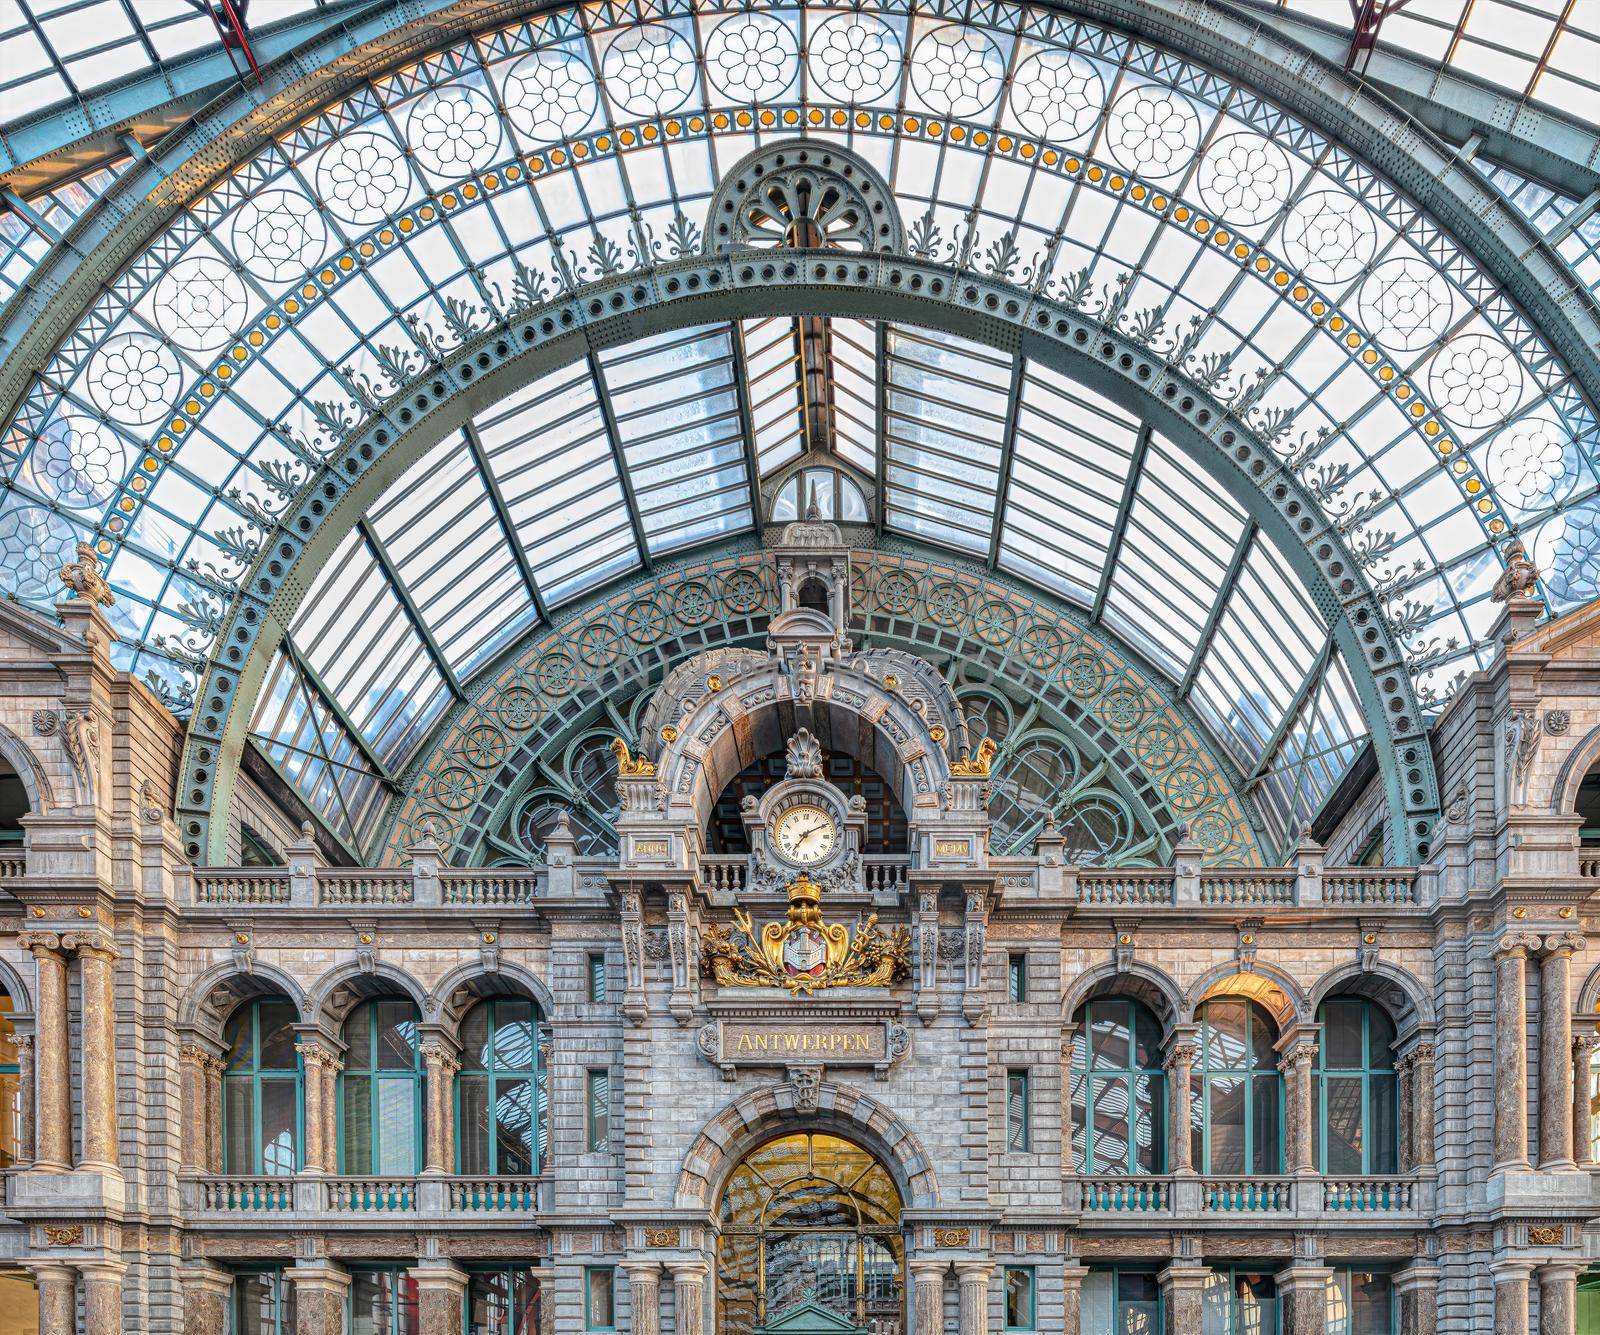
[717,1131,904,1335]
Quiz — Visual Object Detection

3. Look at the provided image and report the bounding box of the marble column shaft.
[410,1263,468,1335]
[81,1261,125,1335]
[1276,1265,1333,1335]
[75,942,120,1171]
[1395,1265,1439,1335]
[1061,1263,1086,1335]
[1573,1034,1598,1168]
[200,1051,225,1174]
[1164,1039,1196,1173]
[1494,937,1538,1171]
[621,1262,662,1335]
[1538,1264,1579,1335]
[181,1263,233,1335]
[1409,1044,1436,1170]
[910,1260,946,1335]
[1540,937,1583,1169]
[670,1262,707,1335]
[1159,1266,1208,1332]
[12,1032,34,1166]
[955,1263,991,1335]
[295,1042,327,1172]
[420,1043,460,1174]
[1492,1262,1533,1335]
[1278,1039,1319,1174]
[33,1262,75,1335]
[27,938,70,1171]
[179,1046,209,1172]
[290,1263,350,1335]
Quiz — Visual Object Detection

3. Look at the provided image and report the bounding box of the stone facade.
[2,538,1600,1335]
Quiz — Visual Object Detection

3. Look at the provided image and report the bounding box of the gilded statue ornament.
[949,737,998,777]
[700,874,910,995]
[610,737,657,777]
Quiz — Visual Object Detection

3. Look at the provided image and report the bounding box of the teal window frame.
[587,954,607,1003]
[1007,1070,1030,1152]
[587,1070,610,1152]
[1069,998,1167,1174]
[0,990,19,1170]
[454,998,545,1177]
[1202,1267,1279,1335]
[463,1265,543,1335]
[1008,954,1027,1003]
[348,1265,418,1335]
[1325,1266,1395,1335]
[1085,1267,1162,1333]
[1191,1000,1284,1175]
[221,997,303,1176]
[1316,997,1399,1175]
[1003,1266,1035,1331]
[337,997,423,1176]
[585,1267,616,1331]
[231,1268,296,1335]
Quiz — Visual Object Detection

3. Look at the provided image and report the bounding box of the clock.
[772,804,839,865]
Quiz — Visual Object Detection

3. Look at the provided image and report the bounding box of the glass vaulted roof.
[0,0,1597,858]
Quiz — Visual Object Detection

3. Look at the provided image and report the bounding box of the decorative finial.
[59,542,114,608]
[804,482,822,523]
[1491,537,1541,602]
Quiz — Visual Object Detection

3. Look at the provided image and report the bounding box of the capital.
[1276,1039,1319,1074]
[419,1042,462,1074]
[1542,931,1586,958]
[17,931,62,957]
[1494,932,1542,962]
[1163,1039,1197,1072]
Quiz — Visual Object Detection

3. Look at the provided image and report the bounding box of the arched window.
[1317,996,1398,1175]
[457,998,545,1176]
[1069,998,1166,1174]
[1191,1000,1282,1175]
[222,997,302,1176]
[340,997,422,1175]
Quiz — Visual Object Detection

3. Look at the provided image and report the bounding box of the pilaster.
[409,1261,469,1335]
[181,1262,233,1335]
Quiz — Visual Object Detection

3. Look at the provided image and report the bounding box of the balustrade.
[441,870,544,904]
[182,1173,545,1221]
[1201,1177,1295,1212]
[193,870,290,905]
[1199,871,1295,906]
[1321,1177,1417,1212]
[1077,1177,1171,1212]
[317,871,413,905]
[1323,870,1418,905]
[1078,870,1175,905]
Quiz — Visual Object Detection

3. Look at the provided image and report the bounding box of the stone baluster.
[1276,1262,1333,1335]
[1394,1264,1439,1335]
[289,1260,350,1335]
[621,1261,662,1335]
[411,1261,468,1335]
[1163,1033,1197,1173]
[955,1262,992,1335]
[1572,1032,1598,1169]
[1538,1263,1579,1335]
[419,1040,461,1175]
[910,1259,947,1335]
[1491,1259,1534,1335]
[12,1032,34,1168]
[669,1261,708,1335]
[180,1262,233,1335]
[20,933,69,1171]
[81,1259,125,1335]
[1539,933,1585,1170]
[69,935,121,1173]
[30,1262,75,1335]
[1493,934,1541,1172]
[1277,1031,1321,1176]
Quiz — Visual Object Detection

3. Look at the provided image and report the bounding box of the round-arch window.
[1316,996,1398,1174]
[1069,998,1166,1174]
[1192,999,1283,1175]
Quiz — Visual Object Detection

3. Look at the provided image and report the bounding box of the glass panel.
[467,1269,542,1335]
[344,1006,373,1072]
[1370,1076,1398,1175]
[258,1001,299,1070]
[493,1078,534,1176]
[587,1269,615,1329]
[342,1074,373,1174]
[1252,1076,1282,1176]
[375,1076,417,1174]
[225,1078,256,1175]
[1370,1008,1398,1070]
[1008,1072,1029,1151]
[588,1071,610,1152]
[233,1272,294,1335]
[1069,1072,1088,1173]
[1090,1004,1132,1071]
[457,1075,491,1176]
[1005,1269,1033,1329]
[260,1078,299,1176]
[462,1005,493,1071]
[1324,1076,1364,1175]
[1207,1077,1245,1174]
[494,1001,535,1071]
[1091,1077,1131,1175]
[0,1070,18,1170]
[1133,1073,1164,1174]
[376,999,418,1070]
[1324,1001,1364,1070]
[225,1008,258,1073]
[1204,1002,1249,1071]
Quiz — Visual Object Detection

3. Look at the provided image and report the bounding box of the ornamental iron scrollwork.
[705,140,903,254]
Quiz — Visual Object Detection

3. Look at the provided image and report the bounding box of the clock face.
[772,804,838,865]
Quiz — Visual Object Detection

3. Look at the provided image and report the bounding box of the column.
[74,938,121,1172]
[909,1259,947,1335]
[1491,1260,1534,1335]
[669,1261,707,1335]
[203,1050,226,1174]
[420,1042,460,1175]
[1409,1042,1436,1172]
[310,1047,343,1174]
[1277,1034,1320,1176]
[295,1040,328,1173]
[1158,1265,1209,1332]
[410,1262,468,1335]
[1572,1033,1598,1168]
[181,1262,233,1335]
[12,1033,34,1167]
[1540,935,1584,1170]
[955,1262,992,1335]
[1275,1263,1333,1335]
[1493,935,1537,1172]
[1164,1034,1197,1173]
[1539,1263,1580,1335]
[31,1262,75,1335]
[1061,1262,1086,1335]
[81,1259,126,1335]
[290,1261,350,1335]
[179,1044,212,1172]
[23,934,70,1171]
[620,1261,661,1335]
[1394,1264,1439,1335]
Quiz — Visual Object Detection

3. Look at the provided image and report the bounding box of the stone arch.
[0,953,33,1018]
[1185,961,1311,1030]
[675,1082,940,1212]
[427,960,556,1037]
[1549,722,1600,817]
[1574,957,1600,1020]
[1061,961,1186,1038]
[178,960,313,1040]
[306,960,431,1032]
[1307,962,1435,1043]
[0,721,56,818]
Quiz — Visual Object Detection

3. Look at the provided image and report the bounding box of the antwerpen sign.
[698,1019,910,1078]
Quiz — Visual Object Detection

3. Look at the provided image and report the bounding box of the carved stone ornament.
[785,728,824,779]
[1505,706,1541,804]
[43,1224,84,1246]
[1527,1225,1565,1247]
[60,709,100,804]
[1491,539,1541,602]
[932,1228,971,1248]
[59,541,115,607]
[700,874,910,995]
[643,1228,679,1249]
[788,1065,823,1113]
[1545,708,1571,736]
[644,928,671,962]
[31,708,56,736]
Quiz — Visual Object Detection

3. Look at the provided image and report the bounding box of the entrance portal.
[717,1132,904,1335]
